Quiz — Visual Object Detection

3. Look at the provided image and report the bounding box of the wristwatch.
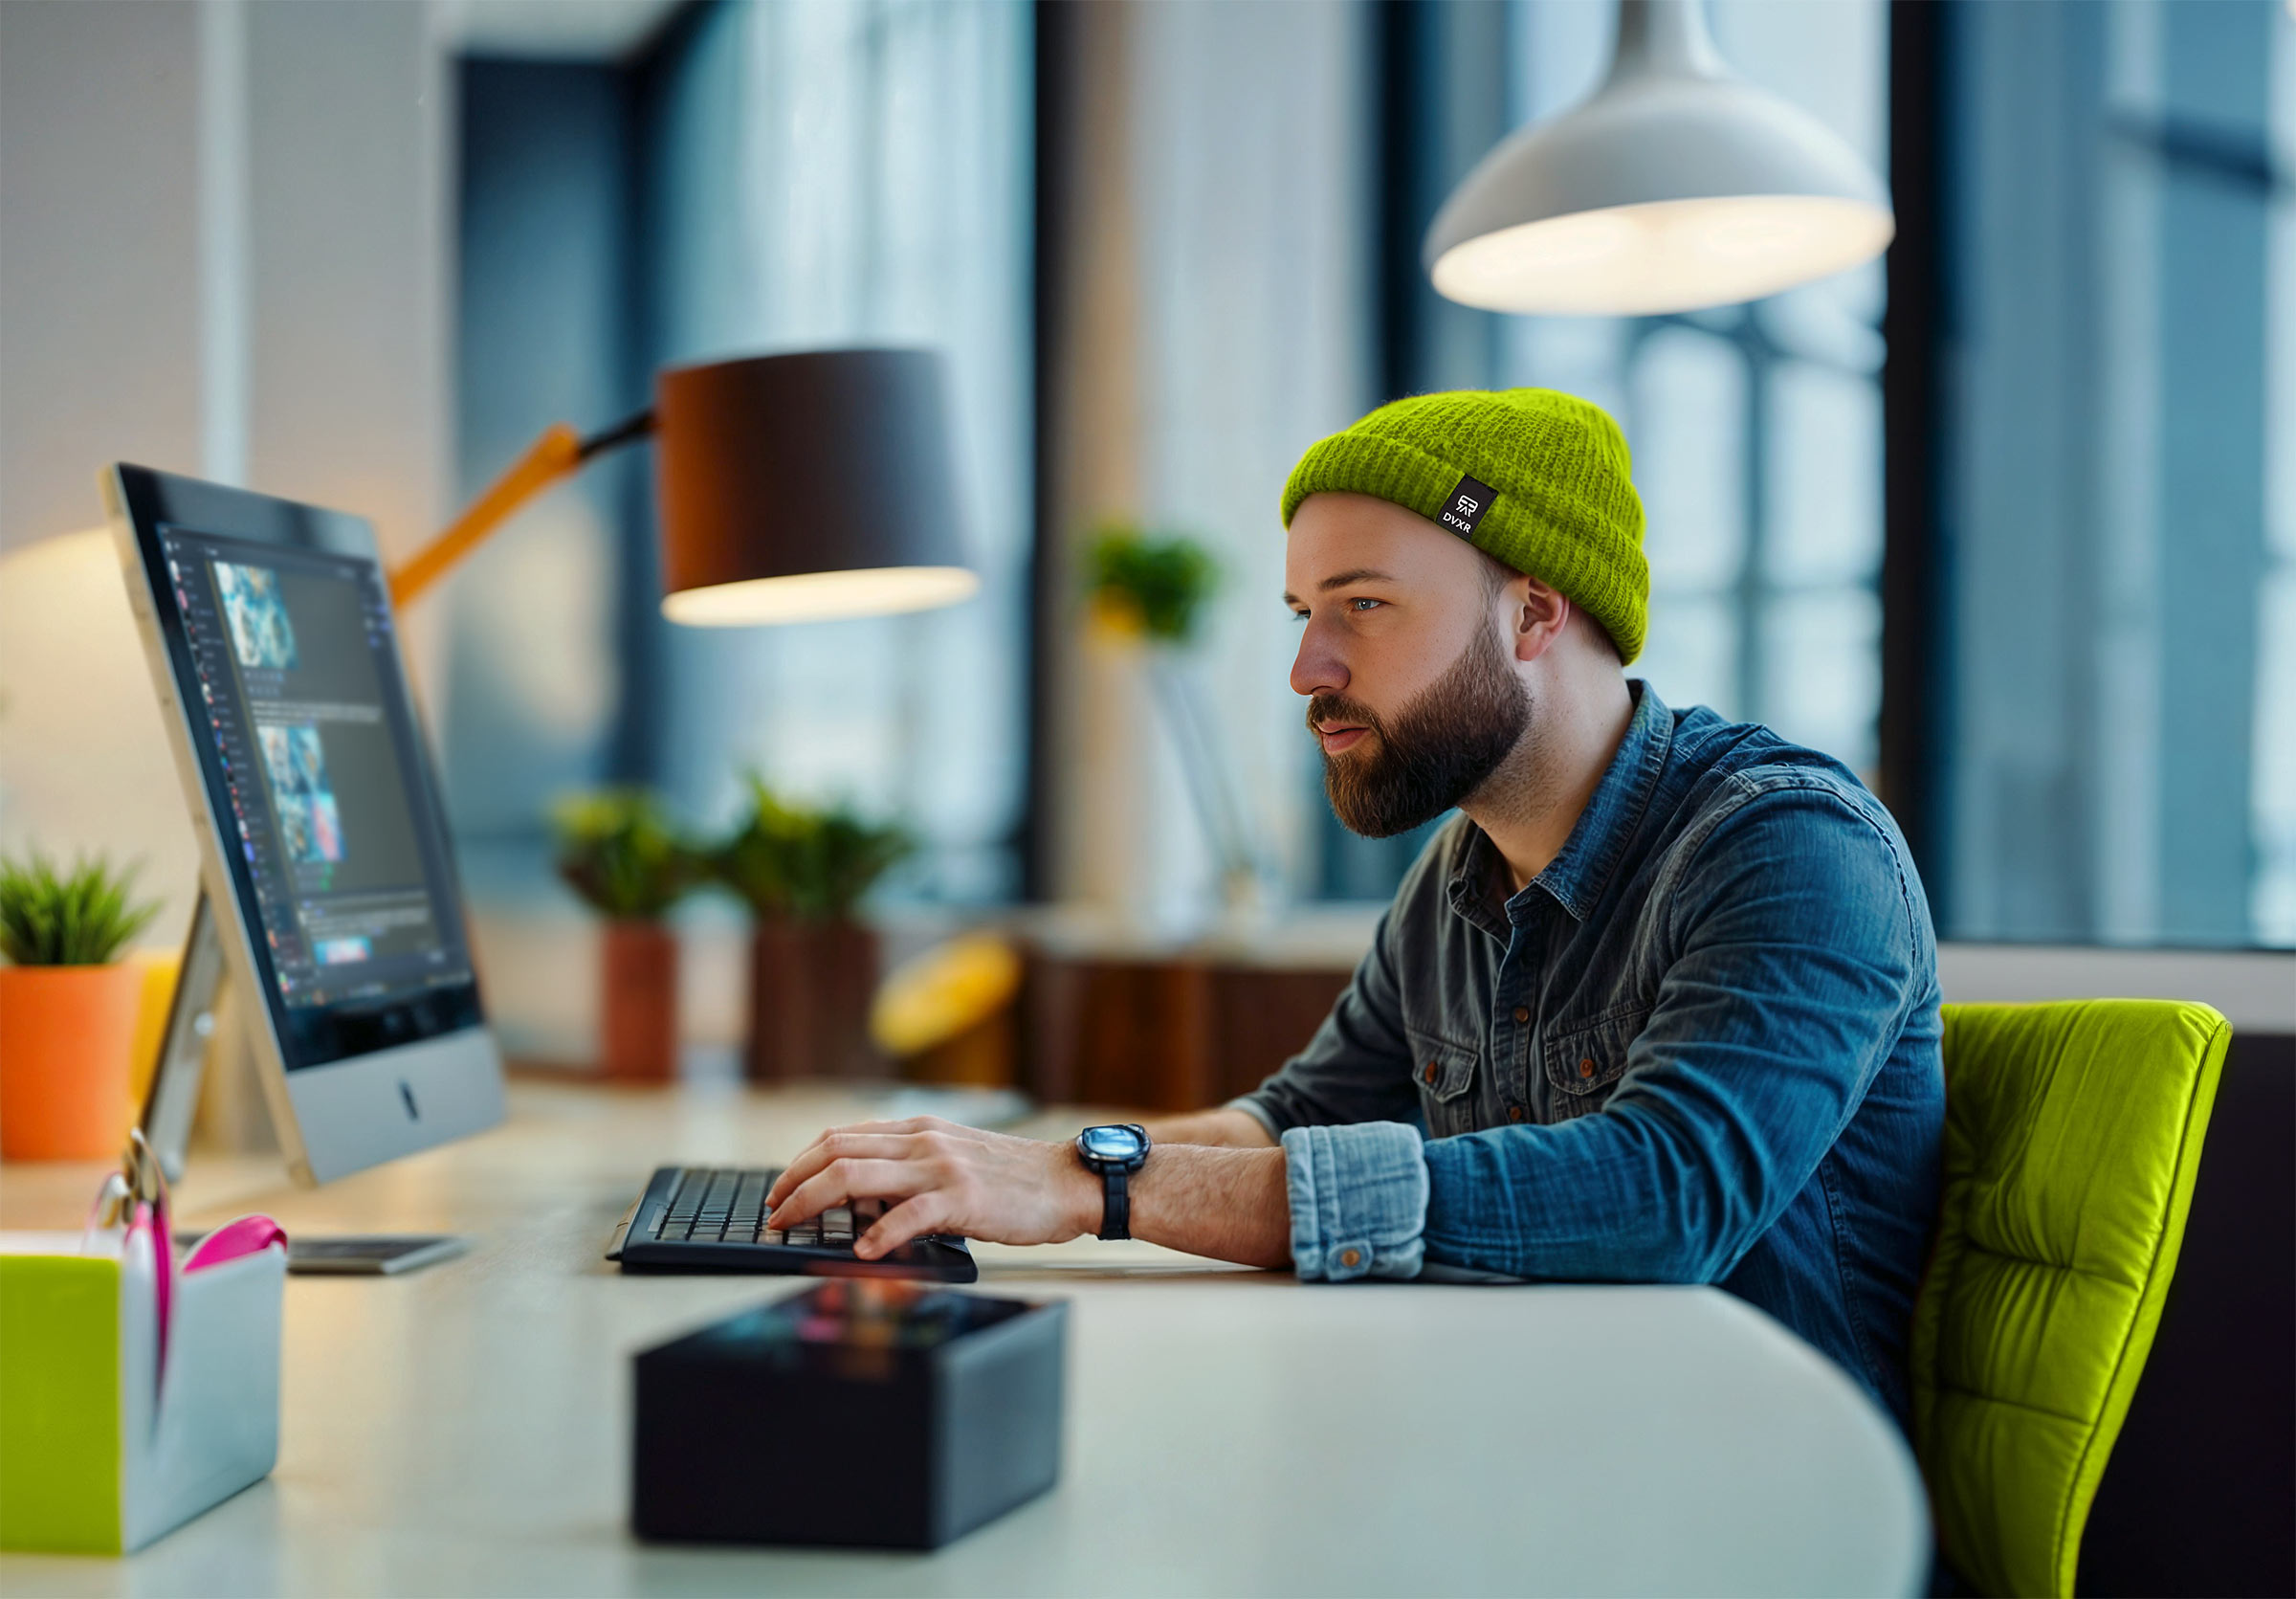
[1074,1123,1151,1240]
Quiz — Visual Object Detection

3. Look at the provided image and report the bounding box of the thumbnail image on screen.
[257,722,345,864]
[214,561,299,670]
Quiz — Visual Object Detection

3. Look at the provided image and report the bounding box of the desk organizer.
[633,1281,1065,1549]
[0,1229,285,1554]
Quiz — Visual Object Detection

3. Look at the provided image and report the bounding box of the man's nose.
[1291,620,1349,700]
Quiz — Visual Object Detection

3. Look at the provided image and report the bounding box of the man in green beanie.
[765,389,1943,1431]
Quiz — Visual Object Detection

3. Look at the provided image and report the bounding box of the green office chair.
[1910,1000,2232,1597]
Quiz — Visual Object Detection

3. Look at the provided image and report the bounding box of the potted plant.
[0,851,161,1159]
[552,790,701,1082]
[1083,523,1272,911]
[713,779,910,1082]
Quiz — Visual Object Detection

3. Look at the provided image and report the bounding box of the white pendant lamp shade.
[1424,0,1894,316]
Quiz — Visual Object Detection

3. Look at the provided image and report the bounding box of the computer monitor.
[104,464,504,1186]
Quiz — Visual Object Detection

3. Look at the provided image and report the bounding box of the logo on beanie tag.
[1439,475,1497,540]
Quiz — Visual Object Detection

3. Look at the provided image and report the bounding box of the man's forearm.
[1125,1144,1292,1268]
[1137,1105,1277,1148]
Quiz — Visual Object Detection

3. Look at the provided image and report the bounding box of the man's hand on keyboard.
[763,1118,1100,1260]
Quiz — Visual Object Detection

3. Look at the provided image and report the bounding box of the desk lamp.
[1424,0,1893,315]
[392,345,978,623]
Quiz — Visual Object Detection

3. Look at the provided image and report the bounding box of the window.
[1928,0,2293,947]
[1498,0,1889,773]
[446,1,1034,910]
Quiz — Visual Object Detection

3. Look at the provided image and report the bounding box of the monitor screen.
[155,523,481,1069]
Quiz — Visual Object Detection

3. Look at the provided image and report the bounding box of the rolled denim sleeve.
[1282,1122,1429,1280]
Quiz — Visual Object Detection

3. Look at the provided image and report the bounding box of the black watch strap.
[1098,1165,1131,1241]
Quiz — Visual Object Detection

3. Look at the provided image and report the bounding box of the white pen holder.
[0,1229,284,1554]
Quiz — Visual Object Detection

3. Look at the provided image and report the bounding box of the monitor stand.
[144,892,466,1275]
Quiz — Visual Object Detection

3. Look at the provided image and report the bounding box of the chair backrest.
[1911,1000,2231,1597]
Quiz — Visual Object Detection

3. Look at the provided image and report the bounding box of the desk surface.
[1,1079,1928,1598]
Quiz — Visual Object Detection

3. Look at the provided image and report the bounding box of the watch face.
[1080,1124,1147,1162]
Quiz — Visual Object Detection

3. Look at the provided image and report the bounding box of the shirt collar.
[1446,680,1674,930]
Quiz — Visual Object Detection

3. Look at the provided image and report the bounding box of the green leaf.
[0,851,163,966]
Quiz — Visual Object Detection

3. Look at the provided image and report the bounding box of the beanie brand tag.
[1439,475,1497,541]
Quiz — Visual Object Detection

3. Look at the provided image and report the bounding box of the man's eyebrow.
[1282,567,1401,608]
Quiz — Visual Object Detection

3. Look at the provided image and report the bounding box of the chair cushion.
[1911,1000,2230,1597]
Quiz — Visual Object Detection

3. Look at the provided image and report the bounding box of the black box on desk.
[631,1281,1066,1549]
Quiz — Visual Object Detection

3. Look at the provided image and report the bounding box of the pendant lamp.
[1424,0,1893,316]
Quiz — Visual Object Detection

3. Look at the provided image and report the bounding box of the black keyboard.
[605,1165,977,1281]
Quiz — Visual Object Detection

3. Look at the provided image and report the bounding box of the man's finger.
[762,1132,840,1209]
[766,1157,925,1230]
[764,1131,919,1207]
[854,1192,953,1259]
[812,1116,931,1138]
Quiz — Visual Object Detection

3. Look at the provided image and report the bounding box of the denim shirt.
[1237,683,1945,1424]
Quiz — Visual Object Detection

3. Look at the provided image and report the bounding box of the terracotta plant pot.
[0,963,144,1160]
[746,918,883,1082]
[600,921,679,1083]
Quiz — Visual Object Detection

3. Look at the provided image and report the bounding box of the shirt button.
[1578,1057,1597,1079]
[1339,1248,1362,1268]
[1422,1062,1439,1084]
[1512,1006,1530,1023]
[1508,1105,1526,1122]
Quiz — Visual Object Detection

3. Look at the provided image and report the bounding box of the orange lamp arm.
[386,423,585,611]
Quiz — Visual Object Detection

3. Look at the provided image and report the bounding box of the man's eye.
[1349,597,1382,612]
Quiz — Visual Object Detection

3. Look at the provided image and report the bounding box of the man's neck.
[1462,675,1637,895]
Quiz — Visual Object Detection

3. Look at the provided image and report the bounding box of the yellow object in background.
[872,934,1023,1056]
[127,951,181,1109]
[872,934,1024,1087]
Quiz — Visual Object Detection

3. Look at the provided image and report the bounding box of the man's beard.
[1312,624,1533,838]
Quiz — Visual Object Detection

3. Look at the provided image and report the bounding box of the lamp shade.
[653,348,979,626]
[1424,0,1893,316]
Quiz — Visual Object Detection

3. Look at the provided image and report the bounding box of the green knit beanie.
[1281,388,1649,664]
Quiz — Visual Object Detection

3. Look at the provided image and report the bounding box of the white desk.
[0,1079,1929,1597]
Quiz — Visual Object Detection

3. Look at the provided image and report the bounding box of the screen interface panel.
[158,524,479,1067]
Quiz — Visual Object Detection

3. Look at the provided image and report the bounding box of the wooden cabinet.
[1019,938,1357,1112]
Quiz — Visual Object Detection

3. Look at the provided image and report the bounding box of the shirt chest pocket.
[1542,1006,1647,1120]
[1406,1032,1480,1140]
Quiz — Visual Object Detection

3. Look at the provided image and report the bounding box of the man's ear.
[1507,575,1574,664]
